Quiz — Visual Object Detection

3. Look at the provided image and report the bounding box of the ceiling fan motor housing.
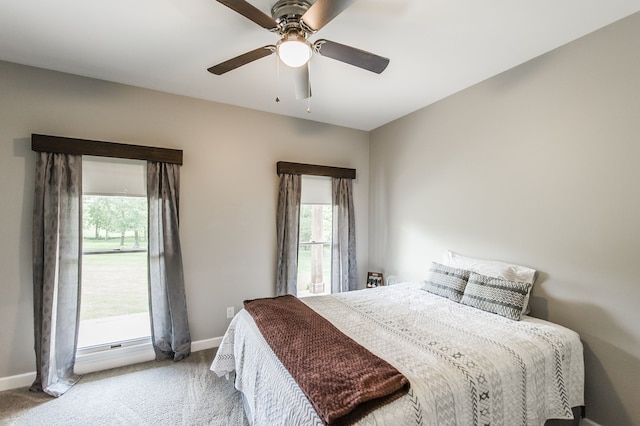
[271,0,314,34]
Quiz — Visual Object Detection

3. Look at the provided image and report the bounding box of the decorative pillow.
[442,250,537,315]
[460,273,533,320]
[422,262,471,302]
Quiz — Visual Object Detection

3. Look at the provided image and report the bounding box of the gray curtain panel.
[147,161,191,361]
[275,173,301,295]
[31,152,82,397]
[331,177,358,293]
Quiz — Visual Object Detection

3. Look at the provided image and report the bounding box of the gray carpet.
[0,348,249,426]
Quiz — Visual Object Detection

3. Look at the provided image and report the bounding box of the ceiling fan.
[207,0,390,100]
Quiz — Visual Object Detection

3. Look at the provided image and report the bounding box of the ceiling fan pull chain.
[307,61,311,113]
[275,52,280,103]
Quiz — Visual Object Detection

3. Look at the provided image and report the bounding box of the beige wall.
[369,13,640,425]
[0,60,369,379]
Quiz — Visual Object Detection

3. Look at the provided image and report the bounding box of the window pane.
[78,195,150,349]
[297,204,332,296]
[80,252,148,320]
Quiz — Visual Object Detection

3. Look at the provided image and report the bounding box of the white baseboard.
[191,336,223,352]
[0,336,223,392]
[0,371,37,392]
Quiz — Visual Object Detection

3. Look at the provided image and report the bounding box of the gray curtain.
[31,152,82,396]
[275,173,301,295]
[147,161,191,361]
[331,177,358,293]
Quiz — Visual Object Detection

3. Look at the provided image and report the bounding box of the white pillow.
[442,250,536,284]
[443,250,537,315]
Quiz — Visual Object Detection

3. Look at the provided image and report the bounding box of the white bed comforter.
[211,283,584,426]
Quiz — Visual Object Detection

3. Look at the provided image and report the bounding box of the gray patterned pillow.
[422,262,471,302]
[461,272,533,320]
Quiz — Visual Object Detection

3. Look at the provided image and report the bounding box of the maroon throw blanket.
[243,295,410,426]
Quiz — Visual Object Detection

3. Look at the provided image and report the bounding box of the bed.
[211,280,584,425]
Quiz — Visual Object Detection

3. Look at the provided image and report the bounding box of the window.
[32,135,185,383]
[77,157,150,349]
[297,176,332,296]
[276,161,356,296]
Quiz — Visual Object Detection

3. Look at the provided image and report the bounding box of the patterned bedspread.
[211,283,584,425]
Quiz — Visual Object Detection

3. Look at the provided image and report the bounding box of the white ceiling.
[1,0,639,131]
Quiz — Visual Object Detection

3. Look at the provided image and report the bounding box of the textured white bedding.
[211,283,584,425]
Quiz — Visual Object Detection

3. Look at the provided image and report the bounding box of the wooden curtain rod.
[31,134,183,165]
[277,161,356,179]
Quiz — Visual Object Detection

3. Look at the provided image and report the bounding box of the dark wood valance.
[276,161,356,179]
[31,134,183,165]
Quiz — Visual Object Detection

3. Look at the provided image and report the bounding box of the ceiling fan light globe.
[278,39,311,68]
